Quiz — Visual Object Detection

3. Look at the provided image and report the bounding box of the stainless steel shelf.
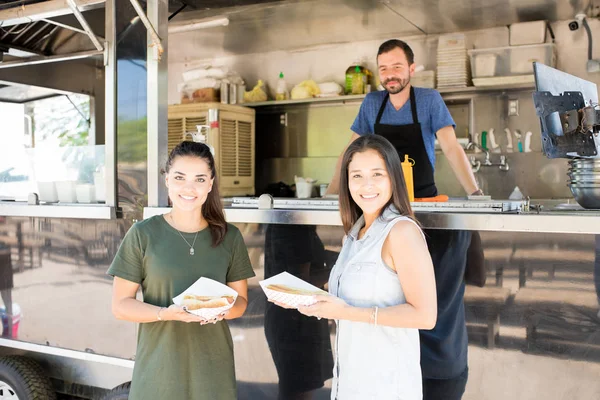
[0,204,117,219]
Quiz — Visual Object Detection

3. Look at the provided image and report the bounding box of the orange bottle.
[401,154,415,202]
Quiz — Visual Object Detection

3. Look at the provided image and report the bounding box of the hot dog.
[266,284,326,296]
[182,294,235,310]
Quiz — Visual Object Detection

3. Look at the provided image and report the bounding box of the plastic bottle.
[351,66,365,95]
[481,131,488,151]
[401,154,415,202]
[504,128,513,153]
[524,131,532,153]
[275,72,289,101]
[345,64,367,95]
[488,128,500,153]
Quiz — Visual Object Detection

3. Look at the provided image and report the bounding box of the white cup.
[295,182,314,198]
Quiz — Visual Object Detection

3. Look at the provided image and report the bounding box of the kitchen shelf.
[243,82,535,108]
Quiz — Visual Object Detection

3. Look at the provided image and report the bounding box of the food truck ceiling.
[0,0,587,59]
[166,0,585,56]
[0,0,105,59]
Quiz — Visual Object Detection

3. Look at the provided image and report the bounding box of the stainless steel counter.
[144,201,600,235]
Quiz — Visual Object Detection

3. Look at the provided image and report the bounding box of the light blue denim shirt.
[328,206,425,400]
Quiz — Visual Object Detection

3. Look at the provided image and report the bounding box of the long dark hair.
[339,135,416,234]
[165,141,227,247]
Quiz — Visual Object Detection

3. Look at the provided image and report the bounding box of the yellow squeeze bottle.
[401,154,415,202]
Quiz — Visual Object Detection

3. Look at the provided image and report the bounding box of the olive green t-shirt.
[107,215,255,400]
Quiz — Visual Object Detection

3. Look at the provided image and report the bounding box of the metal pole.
[0,49,102,69]
[146,0,168,207]
[128,0,164,60]
[104,0,117,208]
[40,18,91,36]
[66,0,104,51]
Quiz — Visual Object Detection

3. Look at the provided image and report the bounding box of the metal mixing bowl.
[569,159,600,169]
[568,184,600,209]
[567,174,600,183]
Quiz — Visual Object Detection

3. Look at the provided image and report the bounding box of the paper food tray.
[173,277,238,319]
[259,272,328,308]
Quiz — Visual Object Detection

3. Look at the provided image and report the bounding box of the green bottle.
[481,131,488,151]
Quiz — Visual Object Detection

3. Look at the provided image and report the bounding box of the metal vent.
[184,116,206,135]
[238,120,252,177]
[220,118,237,177]
[167,117,184,154]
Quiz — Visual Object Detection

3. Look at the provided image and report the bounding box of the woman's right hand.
[162,305,207,323]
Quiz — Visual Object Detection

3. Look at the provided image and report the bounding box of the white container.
[37,181,58,203]
[295,181,314,198]
[510,43,556,74]
[469,44,555,78]
[76,184,96,203]
[473,54,497,77]
[55,181,77,203]
[510,20,547,46]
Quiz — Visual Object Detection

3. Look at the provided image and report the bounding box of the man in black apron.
[327,39,482,400]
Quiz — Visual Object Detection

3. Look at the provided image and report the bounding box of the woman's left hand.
[298,295,349,321]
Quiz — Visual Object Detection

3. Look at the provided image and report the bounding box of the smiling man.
[326,39,481,400]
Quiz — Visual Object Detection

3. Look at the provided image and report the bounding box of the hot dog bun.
[182,294,235,310]
[266,284,326,296]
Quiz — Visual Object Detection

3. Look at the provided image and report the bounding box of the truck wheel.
[0,355,56,400]
[100,382,130,400]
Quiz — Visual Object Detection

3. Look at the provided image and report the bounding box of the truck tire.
[100,382,130,400]
[0,355,56,400]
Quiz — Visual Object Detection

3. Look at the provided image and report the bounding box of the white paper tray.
[259,272,328,308]
[173,277,238,319]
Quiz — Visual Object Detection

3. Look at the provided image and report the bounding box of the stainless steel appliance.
[533,63,600,208]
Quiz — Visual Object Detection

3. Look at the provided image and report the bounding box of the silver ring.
[317,316,322,320]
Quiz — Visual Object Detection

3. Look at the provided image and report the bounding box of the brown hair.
[338,135,416,234]
[377,39,415,65]
[165,141,227,247]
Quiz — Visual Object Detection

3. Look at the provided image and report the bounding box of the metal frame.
[0,0,106,27]
[145,0,169,207]
[144,206,600,234]
[0,49,102,69]
[66,0,104,51]
[104,0,117,209]
[129,0,165,61]
[0,338,133,390]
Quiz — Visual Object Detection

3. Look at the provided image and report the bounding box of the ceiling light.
[168,17,229,34]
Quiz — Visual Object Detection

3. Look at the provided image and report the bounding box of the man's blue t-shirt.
[350,87,455,170]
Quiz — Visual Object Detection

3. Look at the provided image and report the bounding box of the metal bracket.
[532,91,598,158]
[66,0,103,51]
[128,0,164,61]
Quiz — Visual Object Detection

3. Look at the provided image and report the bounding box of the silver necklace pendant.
[189,248,195,256]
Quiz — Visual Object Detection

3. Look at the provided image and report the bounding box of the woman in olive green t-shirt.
[108,141,255,400]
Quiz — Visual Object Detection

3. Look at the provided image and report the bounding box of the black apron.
[374,86,437,198]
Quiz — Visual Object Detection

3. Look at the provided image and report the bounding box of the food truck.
[0,0,600,398]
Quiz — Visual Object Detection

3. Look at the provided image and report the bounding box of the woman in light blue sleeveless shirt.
[297,135,437,400]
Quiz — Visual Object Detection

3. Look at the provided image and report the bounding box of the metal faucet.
[499,155,510,171]
[466,142,491,165]
[469,156,481,173]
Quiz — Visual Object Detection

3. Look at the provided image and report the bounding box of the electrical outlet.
[508,99,519,116]
[587,59,600,73]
